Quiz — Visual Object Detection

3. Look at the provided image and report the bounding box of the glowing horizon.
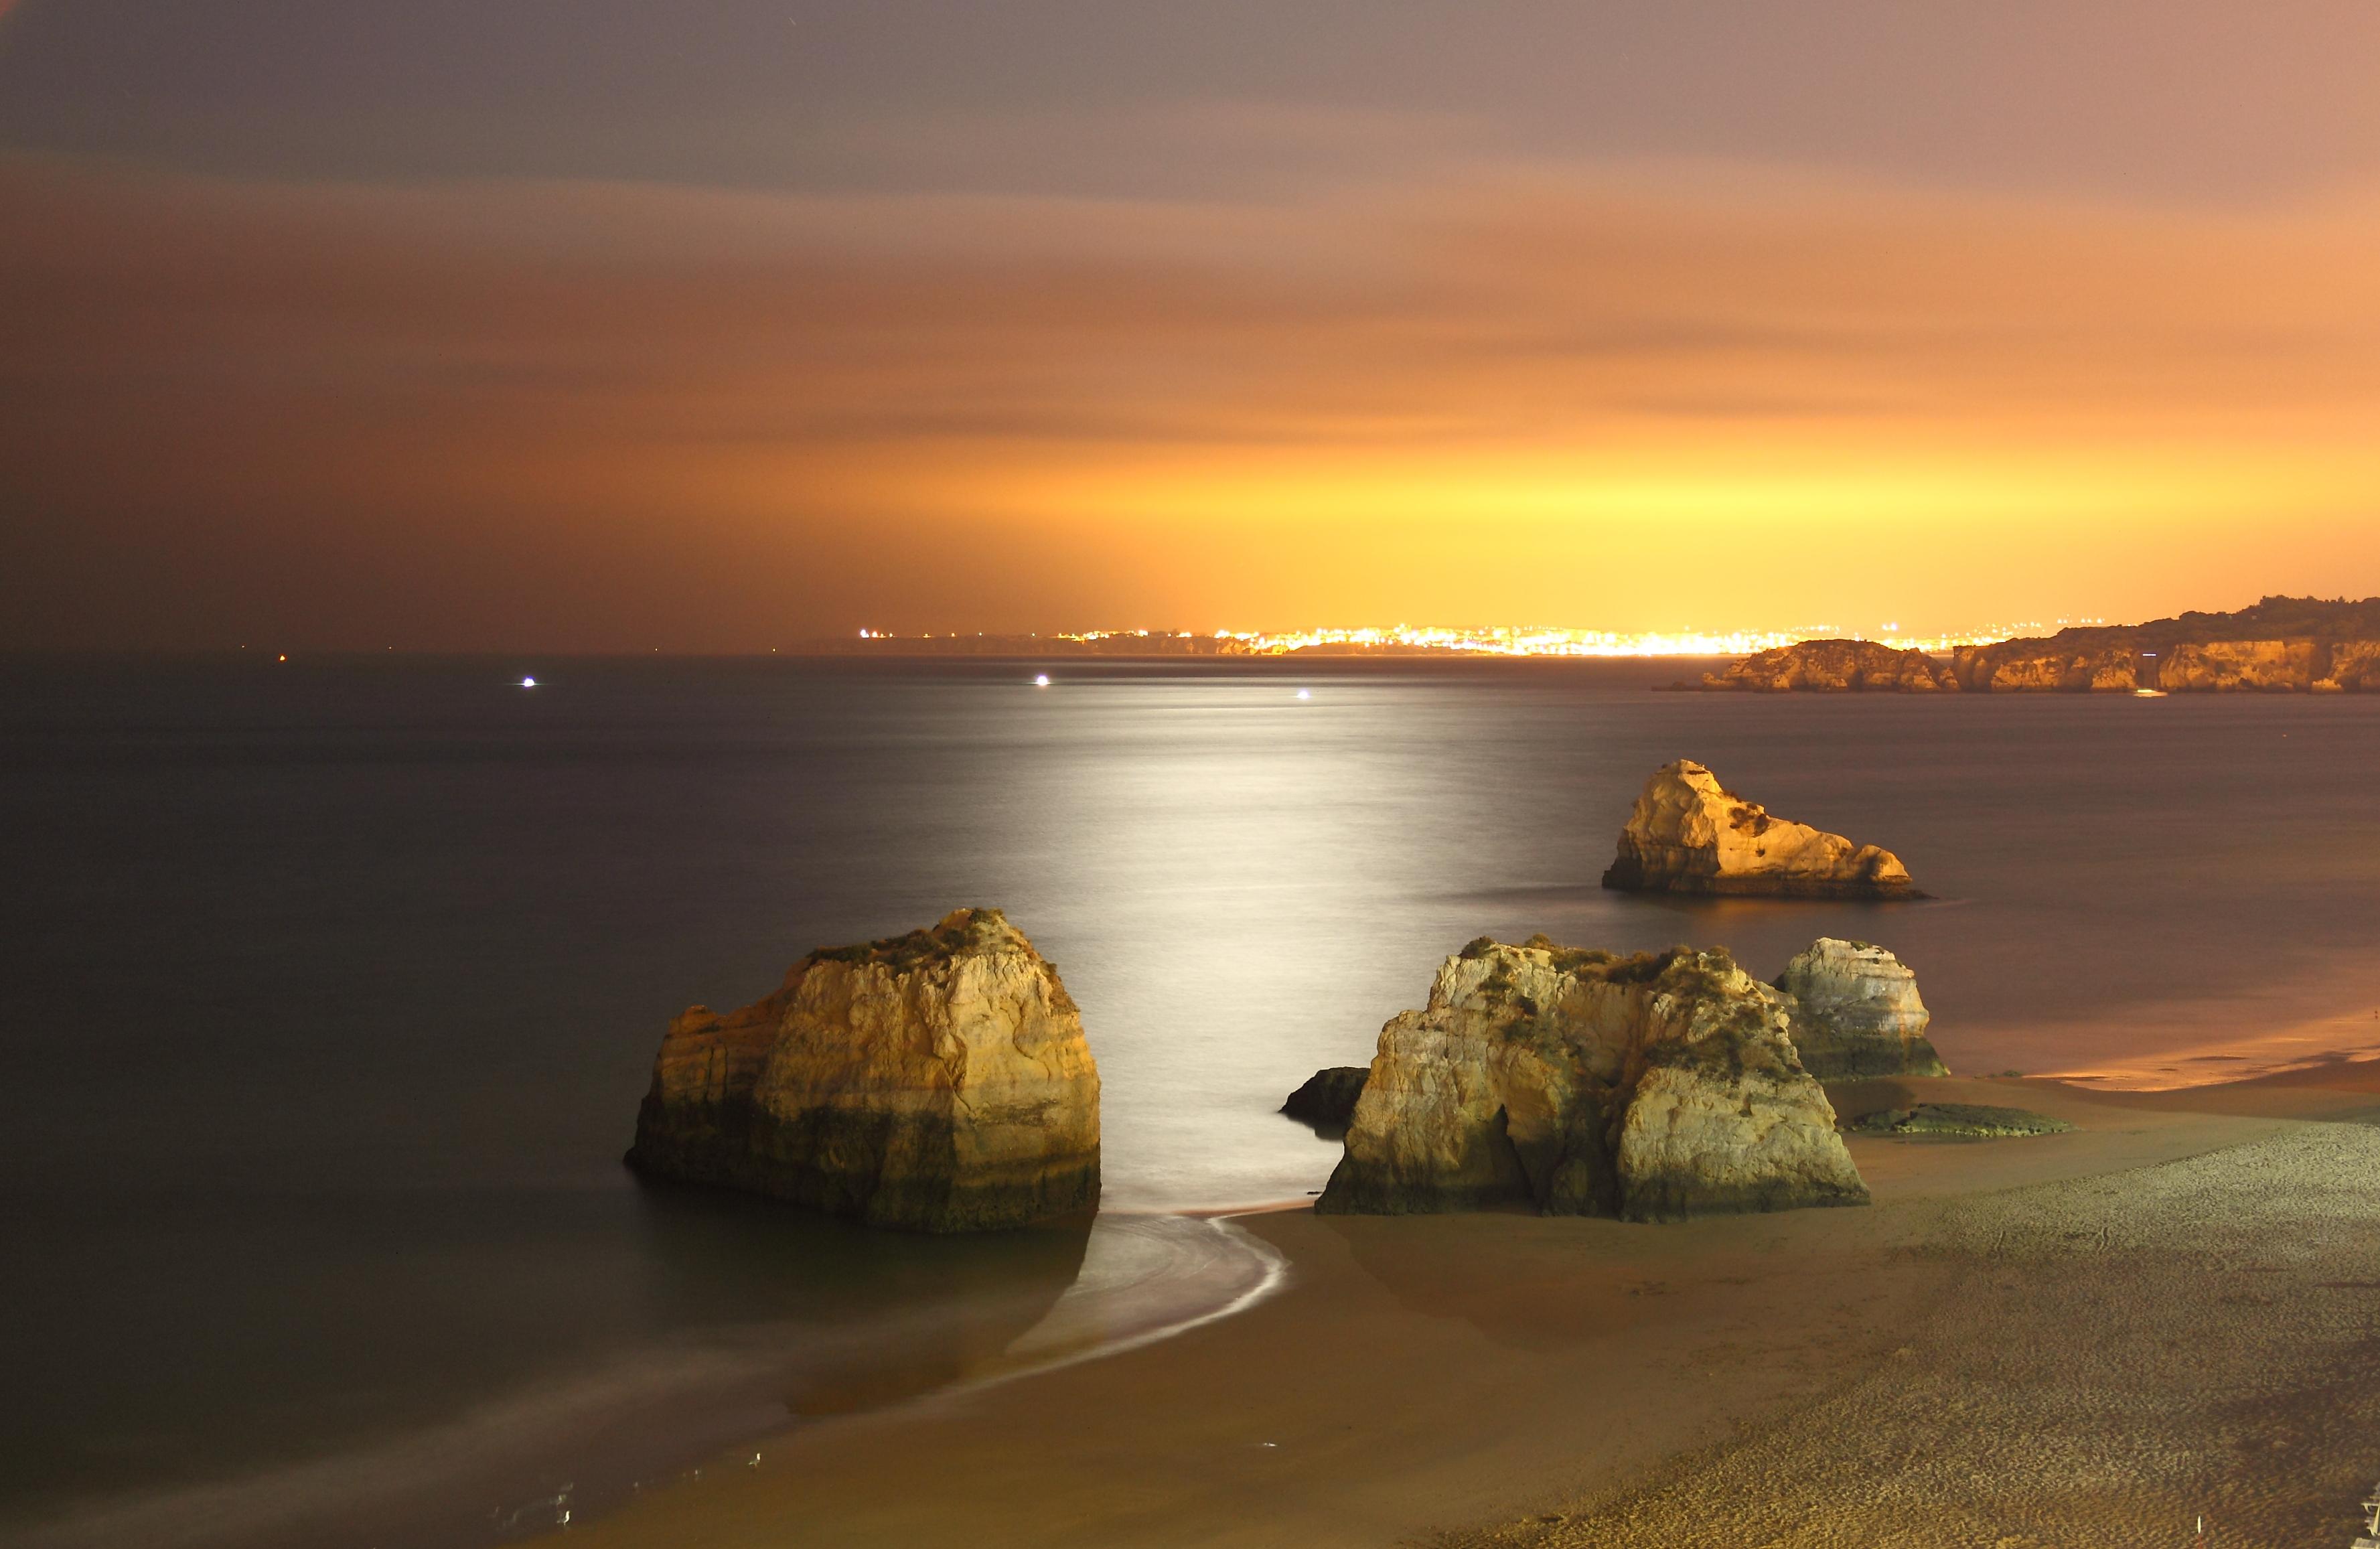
[850,620,2088,657]
[7,7,2380,649]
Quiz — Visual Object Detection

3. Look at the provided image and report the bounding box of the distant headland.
[1699,595,2380,693]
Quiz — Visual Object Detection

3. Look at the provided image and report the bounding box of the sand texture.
[1449,1120,2380,1548]
[558,1071,2380,1549]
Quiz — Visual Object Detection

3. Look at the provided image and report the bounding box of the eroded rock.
[626,907,1100,1232]
[1777,938,1948,1081]
[1317,937,1870,1222]
[1702,640,1961,693]
[1602,760,1916,900]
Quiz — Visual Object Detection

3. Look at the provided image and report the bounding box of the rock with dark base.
[1777,938,1948,1080]
[1317,936,1869,1223]
[626,908,1100,1232]
[1602,760,1917,900]
[1282,1066,1369,1128]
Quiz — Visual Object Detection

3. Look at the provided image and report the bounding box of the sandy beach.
[549,1064,2380,1549]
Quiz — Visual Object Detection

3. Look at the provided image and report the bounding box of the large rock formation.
[1702,640,1961,693]
[625,908,1100,1232]
[1776,938,1947,1080]
[1317,938,1869,1222]
[1602,761,1917,900]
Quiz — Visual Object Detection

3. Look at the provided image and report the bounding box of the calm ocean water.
[6,655,2379,1545]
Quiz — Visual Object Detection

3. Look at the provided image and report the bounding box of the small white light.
[520,676,537,688]
[1034,674,1051,687]
[1295,688,1311,700]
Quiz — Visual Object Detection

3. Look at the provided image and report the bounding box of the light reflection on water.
[5,656,2380,1540]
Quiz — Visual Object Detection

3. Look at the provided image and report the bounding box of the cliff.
[1776,938,1947,1080]
[625,907,1101,1232]
[1317,937,1869,1223]
[1951,630,2380,692]
[1700,597,2380,693]
[1702,640,1961,693]
[1602,760,1916,900]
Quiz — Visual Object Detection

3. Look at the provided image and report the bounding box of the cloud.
[5,151,2380,647]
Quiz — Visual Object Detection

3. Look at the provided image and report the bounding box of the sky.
[5,1,2380,649]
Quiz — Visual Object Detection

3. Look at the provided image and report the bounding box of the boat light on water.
[1034,674,1051,687]
[520,676,538,688]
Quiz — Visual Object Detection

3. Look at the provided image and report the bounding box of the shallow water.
[5,654,2379,1542]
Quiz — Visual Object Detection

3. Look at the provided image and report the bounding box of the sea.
[6,654,2379,1548]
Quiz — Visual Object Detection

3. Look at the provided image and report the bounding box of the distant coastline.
[1697,594,2380,693]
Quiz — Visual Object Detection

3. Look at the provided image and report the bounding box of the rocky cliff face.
[1947,636,2380,692]
[627,908,1100,1232]
[1775,938,1947,1080]
[1317,938,1870,1223]
[1950,640,2148,692]
[1698,598,2380,693]
[1602,761,1915,900]
[2158,638,2332,691]
[2317,640,2380,692]
[1702,640,1961,693]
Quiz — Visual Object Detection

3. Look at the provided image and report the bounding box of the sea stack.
[1777,938,1948,1080]
[1317,937,1869,1223]
[625,908,1100,1232]
[1602,760,1917,899]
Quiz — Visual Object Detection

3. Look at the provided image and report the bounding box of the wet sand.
[558,1065,2380,1549]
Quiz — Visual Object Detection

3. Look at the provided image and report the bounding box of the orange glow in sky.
[6,37,2380,648]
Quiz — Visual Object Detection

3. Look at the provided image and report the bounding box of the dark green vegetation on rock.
[1850,1104,2075,1138]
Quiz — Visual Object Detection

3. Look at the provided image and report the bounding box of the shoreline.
[3,1211,1290,1549]
[551,1064,2380,1549]
[22,1063,2378,1549]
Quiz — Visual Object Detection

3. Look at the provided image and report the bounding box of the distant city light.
[857,621,2036,658]
[1196,623,2021,657]
[520,676,537,688]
